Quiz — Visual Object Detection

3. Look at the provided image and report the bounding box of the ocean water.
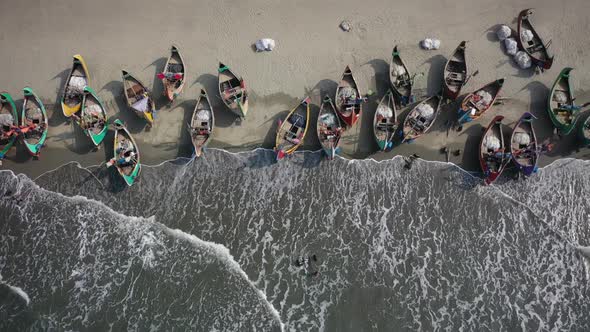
[1,149,589,331]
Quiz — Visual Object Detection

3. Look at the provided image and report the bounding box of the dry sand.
[1,0,590,178]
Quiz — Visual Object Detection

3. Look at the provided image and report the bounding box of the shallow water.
[1,149,589,331]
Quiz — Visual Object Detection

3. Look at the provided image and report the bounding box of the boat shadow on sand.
[47,68,71,127]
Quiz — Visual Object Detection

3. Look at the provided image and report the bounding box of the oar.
[463,70,479,86]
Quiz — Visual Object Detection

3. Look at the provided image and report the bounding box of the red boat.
[479,115,509,185]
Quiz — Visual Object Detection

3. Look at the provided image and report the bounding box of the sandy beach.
[1,0,590,178]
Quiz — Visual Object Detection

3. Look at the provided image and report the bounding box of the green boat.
[580,116,590,147]
[547,68,579,135]
[22,87,48,157]
[80,86,108,146]
[110,119,140,186]
[0,92,18,164]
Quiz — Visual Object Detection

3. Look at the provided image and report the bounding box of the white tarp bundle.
[514,132,531,146]
[475,90,493,108]
[319,113,336,126]
[196,110,210,121]
[553,91,568,104]
[484,135,501,150]
[377,105,393,118]
[132,98,149,112]
[496,25,512,41]
[416,103,434,119]
[255,38,276,52]
[520,29,534,42]
[420,38,441,50]
[0,114,13,126]
[86,104,102,116]
[338,87,357,100]
[68,76,87,96]
[504,38,518,55]
[391,64,406,77]
[514,51,532,69]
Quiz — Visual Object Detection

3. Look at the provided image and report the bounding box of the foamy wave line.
[0,273,31,306]
[1,172,284,329]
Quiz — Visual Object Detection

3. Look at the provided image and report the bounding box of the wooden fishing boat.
[389,45,413,106]
[109,119,141,186]
[443,41,467,101]
[547,68,579,135]
[373,90,398,151]
[80,86,108,146]
[122,70,155,126]
[218,62,248,118]
[189,89,214,157]
[402,94,442,142]
[0,92,18,164]
[316,95,343,159]
[510,112,538,176]
[517,8,554,70]
[275,97,311,160]
[458,78,505,124]
[21,87,48,158]
[479,116,509,185]
[335,65,362,127]
[161,45,186,102]
[61,54,90,117]
[580,116,590,147]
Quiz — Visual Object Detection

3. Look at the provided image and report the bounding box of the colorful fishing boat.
[275,97,310,160]
[443,41,467,101]
[108,119,140,186]
[160,45,186,102]
[402,94,442,142]
[22,87,48,158]
[218,62,248,118]
[80,86,108,146]
[510,112,538,176]
[389,45,413,106]
[335,65,362,127]
[458,78,504,124]
[61,55,90,117]
[580,116,590,147]
[479,116,509,185]
[517,8,554,70]
[0,92,18,164]
[373,90,397,151]
[189,89,214,157]
[547,68,579,135]
[316,95,343,159]
[122,70,155,126]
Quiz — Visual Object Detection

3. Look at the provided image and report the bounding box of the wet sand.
[1,0,589,178]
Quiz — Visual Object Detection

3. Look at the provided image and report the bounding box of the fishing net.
[377,105,393,118]
[514,132,531,146]
[483,135,501,150]
[504,38,518,55]
[0,114,14,126]
[319,113,336,126]
[553,91,568,104]
[196,110,211,121]
[86,104,102,116]
[67,76,86,97]
[520,29,534,42]
[416,103,434,119]
[338,87,357,101]
[391,64,406,77]
[496,25,511,40]
[26,107,42,120]
[475,90,493,108]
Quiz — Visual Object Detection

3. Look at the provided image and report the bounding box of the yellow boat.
[61,54,90,117]
[274,97,310,160]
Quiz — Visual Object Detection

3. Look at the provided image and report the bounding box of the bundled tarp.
[475,90,493,108]
[484,136,501,151]
[416,103,434,119]
[255,38,276,52]
[520,29,534,43]
[514,51,532,69]
[496,25,512,41]
[391,64,406,77]
[338,87,357,101]
[132,97,149,112]
[67,76,86,97]
[86,104,102,116]
[0,114,14,126]
[319,113,336,126]
[504,38,518,55]
[420,38,441,50]
[514,132,531,146]
[376,105,393,118]
[553,91,568,104]
[196,110,211,121]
